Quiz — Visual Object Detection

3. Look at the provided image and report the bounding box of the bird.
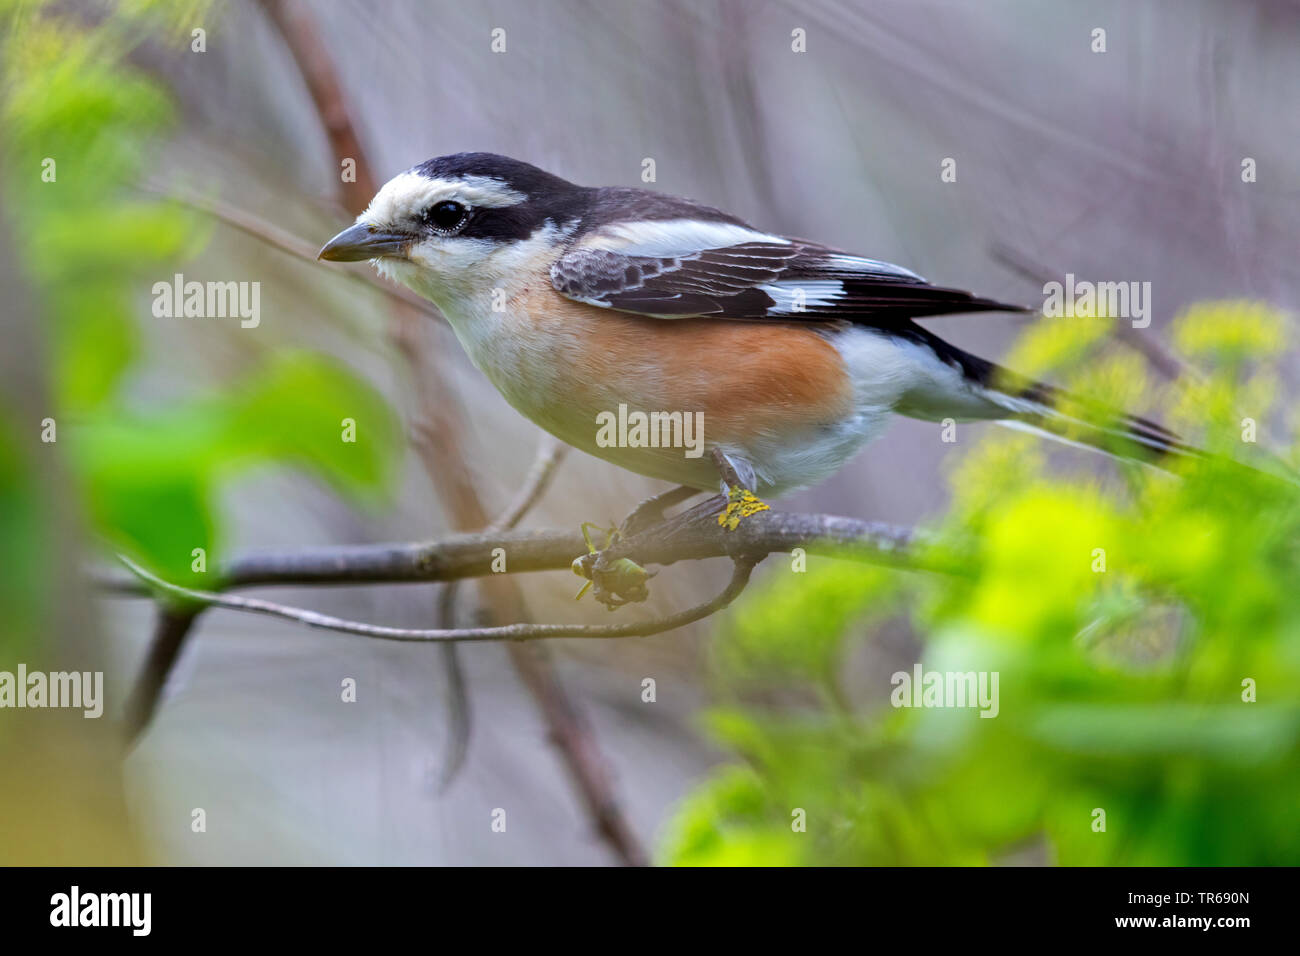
[318,152,1194,534]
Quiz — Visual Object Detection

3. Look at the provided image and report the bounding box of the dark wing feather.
[552,227,1029,324]
[552,241,800,316]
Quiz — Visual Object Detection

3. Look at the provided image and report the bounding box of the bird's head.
[318,152,586,306]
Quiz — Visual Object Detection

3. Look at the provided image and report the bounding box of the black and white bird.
[319,153,1192,508]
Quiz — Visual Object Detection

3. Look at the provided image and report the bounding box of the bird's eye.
[425,200,468,232]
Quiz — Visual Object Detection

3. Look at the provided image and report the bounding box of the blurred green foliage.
[664,304,1300,866]
[0,413,47,652]
[1,0,400,604]
[4,0,1296,869]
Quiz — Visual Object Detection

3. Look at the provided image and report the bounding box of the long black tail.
[907,323,1203,466]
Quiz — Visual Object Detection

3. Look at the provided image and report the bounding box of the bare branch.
[439,433,567,789]
[257,0,647,866]
[260,0,378,211]
[143,184,441,318]
[97,507,931,597]
[435,582,470,791]
[122,605,199,740]
[490,435,569,533]
[118,553,759,644]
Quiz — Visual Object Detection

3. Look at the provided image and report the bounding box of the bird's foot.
[616,484,701,539]
[571,521,654,610]
[715,486,770,531]
[706,447,768,531]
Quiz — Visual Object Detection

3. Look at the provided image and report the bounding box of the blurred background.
[2,0,1298,865]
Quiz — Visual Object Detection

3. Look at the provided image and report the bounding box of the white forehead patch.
[360,171,527,226]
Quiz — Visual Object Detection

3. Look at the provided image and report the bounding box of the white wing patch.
[819,253,925,282]
[757,280,846,314]
[581,218,789,257]
[550,214,1007,323]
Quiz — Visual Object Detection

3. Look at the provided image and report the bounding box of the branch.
[258,0,647,866]
[97,507,931,596]
[260,0,378,211]
[123,605,199,740]
[142,184,442,319]
[434,580,469,790]
[118,554,759,644]
[489,435,568,533]
[439,434,567,788]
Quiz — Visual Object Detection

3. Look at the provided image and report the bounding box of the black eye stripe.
[457,205,554,242]
[413,182,590,243]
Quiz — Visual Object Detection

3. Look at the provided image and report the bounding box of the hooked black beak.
[317,222,412,262]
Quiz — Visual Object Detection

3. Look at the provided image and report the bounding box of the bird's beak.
[317,222,412,262]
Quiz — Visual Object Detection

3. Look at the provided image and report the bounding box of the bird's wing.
[551,218,1028,323]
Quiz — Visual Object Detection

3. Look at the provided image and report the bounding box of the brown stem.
[253,0,646,866]
[124,604,201,741]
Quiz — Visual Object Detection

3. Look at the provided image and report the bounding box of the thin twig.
[123,604,200,741]
[435,583,470,790]
[141,183,441,318]
[490,435,569,534]
[260,0,377,207]
[147,178,483,786]
[258,0,647,866]
[439,434,568,789]
[118,554,759,644]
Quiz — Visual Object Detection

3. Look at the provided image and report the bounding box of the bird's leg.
[710,448,770,531]
[617,484,702,538]
[571,486,699,610]
[570,465,758,607]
